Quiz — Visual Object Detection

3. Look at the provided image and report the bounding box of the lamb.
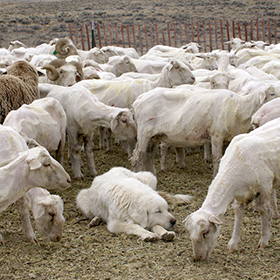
[3,97,67,165]
[47,85,137,179]
[184,117,280,260]
[39,58,84,88]
[130,85,276,176]
[0,60,39,124]
[0,125,68,244]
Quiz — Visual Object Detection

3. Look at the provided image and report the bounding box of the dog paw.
[161,231,175,242]
[142,232,158,242]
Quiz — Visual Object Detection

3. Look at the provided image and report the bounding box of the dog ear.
[129,207,148,228]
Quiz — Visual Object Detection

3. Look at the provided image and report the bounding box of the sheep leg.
[271,189,280,219]
[204,142,211,162]
[151,225,175,241]
[99,126,105,150]
[16,197,38,244]
[107,220,158,242]
[227,200,244,253]
[175,147,186,168]
[160,142,170,171]
[84,134,98,177]
[211,136,224,177]
[68,132,83,179]
[145,140,158,174]
[88,216,103,228]
[131,137,151,172]
[55,139,64,166]
[256,195,272,249]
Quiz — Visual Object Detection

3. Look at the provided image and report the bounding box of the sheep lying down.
[76,167,192,241]
[184,117,280,261]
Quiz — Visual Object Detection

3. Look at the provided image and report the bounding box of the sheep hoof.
[227,247,237,254]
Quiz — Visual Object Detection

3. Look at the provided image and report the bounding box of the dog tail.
[158,191,192,205]
[76,189,92,218]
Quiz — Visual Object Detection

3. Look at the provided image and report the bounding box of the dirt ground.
[1,0,280,279]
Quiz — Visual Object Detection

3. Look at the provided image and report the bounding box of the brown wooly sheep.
[0,60,39,124]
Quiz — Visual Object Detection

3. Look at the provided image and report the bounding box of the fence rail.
[69,19,279,54]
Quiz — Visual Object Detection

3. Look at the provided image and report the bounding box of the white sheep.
[251,97,280,129]
[130,84,276,176]
[16,187,65,244]
[77,59,195,109]
[0,125,67,244]
[3,97,67,165]
[184,117,280,260]
[47,85,137,179]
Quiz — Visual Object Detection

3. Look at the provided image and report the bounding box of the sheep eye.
[121,119,127,124]
[202,230,209,238]
[156,210,162,214]
[49,213,55,221]
[44,163,51,167]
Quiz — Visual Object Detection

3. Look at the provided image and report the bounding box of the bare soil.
[1,0,280,279]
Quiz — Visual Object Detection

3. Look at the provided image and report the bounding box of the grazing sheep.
[184,117,280,260]
[0,125,68,244]
[3,97,67,165]
[16,187,65,244]
[0,60,39,124]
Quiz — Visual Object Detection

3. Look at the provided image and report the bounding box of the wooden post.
[184,21,188,44]
[85,24,90,50]
[268,19,271,44]
[132,24,137,50]
[73,24,79,47]
[173,21,177,47]
[232,20,235,38]
[138,24,143,55]
[262,19,265,42]
[121,24,125,48]
[149,22,153,47]
[126,24,131,47]
[214,20,218,49]
[103,23,107,46]
[115,23,119,47]
[191,21,194,42]
[237,20,241,39]
[68,23,73,41]
[209,20,212,52]
[274,19,277,44]
[167,21,171,46]
[155,23,159,45]
[220,19,224,50]
[197,21,201,47]
[96,24,102,48]
[226,20,230,51]
[256,19,259,40]
[80,24,85,50]
[244,21,248,42]
[108,23,113,45]
[250,20,253,41]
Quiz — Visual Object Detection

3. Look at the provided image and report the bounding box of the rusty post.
[220,19,224,50]
[226,20,230,51]
[237,20,241,39]
[103,23,107,46]
[68,23,73,41]
[197,21,201,47]
[73,24,79,47]
[244,21,248,42]
[209,20,212,52]
[85,24,90,50]
[115,23,119,47]
[155,23,159,45]
[214,20,218,49]
[121,24,125,48]
[262,19,265,42]
[80,24,85,50]
[274,19,277,44]
[96,23,102,48]
[232,20,235,38]
[108,23,113,45]
[268,19,271,44]
[184,21,188,44]
[138,24,143,55]
[126,24,131,47]
[149,22,153,47]
[173,21,177,47]
[191,21,194,42]
[132,24,137,50]
[250,20,253,41]
[256,19,259,40]
[167,21,171,46]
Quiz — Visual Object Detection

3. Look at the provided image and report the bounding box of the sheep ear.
[26,157,42,170]
[33,206,45,219]
[110,111,125,131]
[208,214,223,225]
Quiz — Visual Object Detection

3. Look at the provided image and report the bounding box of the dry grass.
[1,135,280,279]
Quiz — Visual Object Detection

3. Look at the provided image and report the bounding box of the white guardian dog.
[76,167,191,241]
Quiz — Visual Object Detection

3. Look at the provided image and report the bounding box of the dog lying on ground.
[76,167,192,241]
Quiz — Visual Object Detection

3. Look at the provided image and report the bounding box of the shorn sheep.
[0,125,70,244]
[0,60,39,124]
[184,117,280,261]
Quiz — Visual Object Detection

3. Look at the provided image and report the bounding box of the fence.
[69,19,279,54]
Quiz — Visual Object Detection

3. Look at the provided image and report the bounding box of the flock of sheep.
[1,36,280,261]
